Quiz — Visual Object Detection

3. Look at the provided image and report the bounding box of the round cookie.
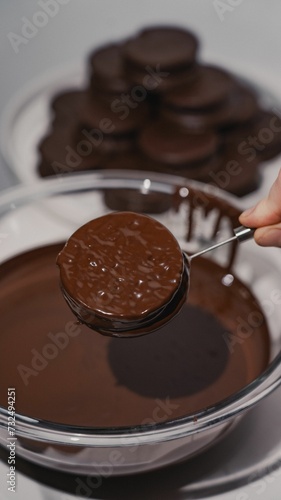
[74,127,135,155]
[126,62,200,94]
[209,143,261,197]
[123,26,198,71]
[148,154,224,183]
[123,26,199,93]
[213,86,259,129]
[223,110,281,162]
[138,121,219,165]
[89,43,132,94]
[37,125,103,177]
[103,188,172,214]
[51,90,85,125]
[52,89,149,136]
[162,65,236,110]
[103,151,173,213]
[103,150,153,171]
[160,85,259,131]
[57,212,189,336]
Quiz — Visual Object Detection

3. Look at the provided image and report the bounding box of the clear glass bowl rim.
[0,170,280,447]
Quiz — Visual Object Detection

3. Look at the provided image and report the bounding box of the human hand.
[239,169,281,247]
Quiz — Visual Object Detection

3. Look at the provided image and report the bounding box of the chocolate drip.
[172,184,240,269]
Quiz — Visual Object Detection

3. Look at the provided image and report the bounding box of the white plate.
[0,61,85,184]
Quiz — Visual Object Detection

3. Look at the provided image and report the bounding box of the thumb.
[253,223,281,247]
[239,168,281,228]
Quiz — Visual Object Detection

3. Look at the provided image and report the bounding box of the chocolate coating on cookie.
[163,66,236,110]
[161,85,259,131]
[52,89,149,135]
[37,125,103,177]
[57,212,188,336]
[89,43,132,94]
[38,121,134,178]
[123,26,198,71]
[138,121,219,164]
[223,110,281,161]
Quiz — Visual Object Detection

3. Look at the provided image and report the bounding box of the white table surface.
[0,1,281,498]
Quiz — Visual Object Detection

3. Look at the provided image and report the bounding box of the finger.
[254,222,281,247]
[239,168,281,228]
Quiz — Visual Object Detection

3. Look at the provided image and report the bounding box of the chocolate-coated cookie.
[163,65,236,110]
[57,211,188,336]
[123,26,198,72]
[223,110,281,162]
[138,121,219,165]
[51,90,85,124]
[208,143,261,196]
[123,27,199,93]
[37,125,103,177]
[89,43,132,94]
[161,85,259,131]
[52,89,149,136]
[148,154,223,183]
[126,62,200,94]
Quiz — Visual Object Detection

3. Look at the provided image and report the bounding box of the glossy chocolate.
[57,212,189,336]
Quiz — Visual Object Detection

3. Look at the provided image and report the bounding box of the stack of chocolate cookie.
[37,25,281,201]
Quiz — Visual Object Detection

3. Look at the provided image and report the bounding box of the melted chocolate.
[57,212,189,336]
[0,244,269,427]
[172,183,241,270]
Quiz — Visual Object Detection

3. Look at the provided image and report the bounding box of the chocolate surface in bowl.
[0,242,269,428]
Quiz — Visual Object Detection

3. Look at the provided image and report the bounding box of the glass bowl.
[0,170,280,476]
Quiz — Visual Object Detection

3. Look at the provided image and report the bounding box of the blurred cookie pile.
[37,26,281,197]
